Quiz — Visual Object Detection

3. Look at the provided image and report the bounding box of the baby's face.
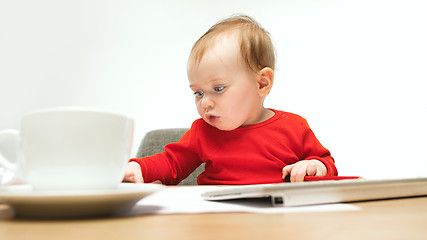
[187,36,264,131]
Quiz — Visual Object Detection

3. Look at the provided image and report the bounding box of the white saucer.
[0,183,163,218]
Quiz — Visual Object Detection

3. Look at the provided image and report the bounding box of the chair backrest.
[136,128,205,185]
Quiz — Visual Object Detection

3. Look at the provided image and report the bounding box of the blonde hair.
[189,15,276,73]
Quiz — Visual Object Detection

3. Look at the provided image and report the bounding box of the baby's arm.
[282,159,327,182]
[122,162,144,183]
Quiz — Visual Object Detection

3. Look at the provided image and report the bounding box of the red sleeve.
[129,123,202,185]
[301,120,338,176]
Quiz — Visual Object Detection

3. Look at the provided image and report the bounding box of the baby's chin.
[203,118,241,131]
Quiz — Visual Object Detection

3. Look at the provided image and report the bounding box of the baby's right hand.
[122,162,144,183]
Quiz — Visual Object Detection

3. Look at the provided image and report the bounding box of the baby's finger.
[282,165,293,179]
[290,164,306,182]
[122,174,136,183]
[306,161,318,176]
[133,169,144,183]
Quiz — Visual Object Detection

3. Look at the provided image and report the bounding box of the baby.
[123,15,337,184]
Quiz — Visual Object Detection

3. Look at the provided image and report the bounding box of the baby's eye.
[214,86,225,92]
[193,91,204,97]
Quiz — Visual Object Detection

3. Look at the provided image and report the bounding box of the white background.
[1,0,426,179]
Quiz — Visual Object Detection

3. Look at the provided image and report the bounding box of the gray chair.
[135,128,205,185]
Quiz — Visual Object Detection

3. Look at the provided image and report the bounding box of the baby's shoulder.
[273,109,307,123]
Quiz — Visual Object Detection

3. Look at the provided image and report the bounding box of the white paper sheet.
[131,186,361,216]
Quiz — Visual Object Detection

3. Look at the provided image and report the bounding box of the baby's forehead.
[210,34,241,55]
[208,31,241,52]
[189,32,244,66]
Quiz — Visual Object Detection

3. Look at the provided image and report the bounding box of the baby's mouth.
[205,113,220,125]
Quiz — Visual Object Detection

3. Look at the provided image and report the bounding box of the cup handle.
[0,129,19,170]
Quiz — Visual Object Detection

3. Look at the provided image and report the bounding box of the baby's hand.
[122,162,144,183]
[282,159,327,182]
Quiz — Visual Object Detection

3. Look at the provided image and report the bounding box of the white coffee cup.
[0,107,134,191]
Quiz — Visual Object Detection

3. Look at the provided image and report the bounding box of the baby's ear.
[257,67,274,97]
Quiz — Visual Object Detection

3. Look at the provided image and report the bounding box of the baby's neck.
[258,108,275,123]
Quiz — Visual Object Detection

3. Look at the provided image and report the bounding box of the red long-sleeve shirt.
[130,109,337,185]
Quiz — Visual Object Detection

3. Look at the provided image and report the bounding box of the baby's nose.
[201,95,214,109]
